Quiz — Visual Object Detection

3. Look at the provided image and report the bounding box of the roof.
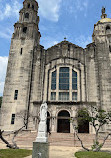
[97,18,111,24]
[47,40,83,50]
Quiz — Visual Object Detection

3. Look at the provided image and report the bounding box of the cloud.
[42,37,59,49]
[0,28,13,39]
[0,0,22,21]
[64,0,88,18]
[76,0,88,11]
[38,0,62,22]
[75,35,92,48]
[0,56,8,96]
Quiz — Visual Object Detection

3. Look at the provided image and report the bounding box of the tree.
[0,110,33,149]
[72,106,111,152]
[0,96,2,108]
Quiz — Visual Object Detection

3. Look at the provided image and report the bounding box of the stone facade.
[0,1,111,134]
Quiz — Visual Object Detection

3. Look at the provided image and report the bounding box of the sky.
[0,0,111,96]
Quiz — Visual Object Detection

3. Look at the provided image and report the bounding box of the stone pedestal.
[36,122,47,142]
[32,142,49,158]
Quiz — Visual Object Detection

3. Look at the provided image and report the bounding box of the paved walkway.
[24,146,81,158]
[24,147,111,158]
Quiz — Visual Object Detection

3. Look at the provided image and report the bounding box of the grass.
[75,151,111,158]
[0,149,32,158]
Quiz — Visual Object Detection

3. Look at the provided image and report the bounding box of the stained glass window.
[72,92,77,101]
[51,70,56,90]
[59,92,69,101]
[72,70,77,90]
[51,92,56,100]
[59,67,69,90]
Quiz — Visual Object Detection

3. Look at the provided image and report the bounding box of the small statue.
[36,102,48,142]
[102,6,105,14]
[40,102,47,121]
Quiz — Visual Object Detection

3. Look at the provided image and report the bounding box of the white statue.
[40,102,47,121]
[36,102,48,142]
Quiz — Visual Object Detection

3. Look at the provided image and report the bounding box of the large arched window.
[59,67,69,90]
[50,67,78,101]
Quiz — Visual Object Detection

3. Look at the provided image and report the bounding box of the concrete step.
[1,131,111,148]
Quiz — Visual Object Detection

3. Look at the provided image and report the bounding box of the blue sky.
[0,0,111,96]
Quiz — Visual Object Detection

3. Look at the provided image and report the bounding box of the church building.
[0,0,111,134]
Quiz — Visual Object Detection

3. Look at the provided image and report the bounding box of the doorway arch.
[57,110,70,133]
[77,109,89,133]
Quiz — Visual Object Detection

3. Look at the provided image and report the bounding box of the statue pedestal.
[32,142,49,158]
[36,121,47,142]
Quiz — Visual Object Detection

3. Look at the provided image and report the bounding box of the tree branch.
[101,133,111,149]
[75,132,90,151]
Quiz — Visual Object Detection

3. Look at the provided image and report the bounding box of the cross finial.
[64,37,67,41]
[102,6,105,14]
[101,6,107,19]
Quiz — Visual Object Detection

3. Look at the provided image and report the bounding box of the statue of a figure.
[102,6,105,14]
[36,102,48,142]
[40,102,47,121]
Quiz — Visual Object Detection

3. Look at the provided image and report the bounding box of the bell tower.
[92,7,111,110]
[0,0,41,130]
[13,0,40,43]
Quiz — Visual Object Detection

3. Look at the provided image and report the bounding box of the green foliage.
[73,106,111,151]
[0,96,2,108]
[75,151,111,158]
[0,149,32,158]
[77,108,89,125]
[91,141,102,151]
[77,106,111,130]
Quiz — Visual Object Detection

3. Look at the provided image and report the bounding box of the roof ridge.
[47,40,83,50]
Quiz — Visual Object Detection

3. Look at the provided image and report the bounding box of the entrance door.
[77,110,89,133]
[78,120,89,133]
[57,110,70,133]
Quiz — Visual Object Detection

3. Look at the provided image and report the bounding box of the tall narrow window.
[20,48,23,55]
[109,45,111,52]
[25,13,29,19]
[51,92,56,100]
[72,92,77,101]
[28,4,30,8]
[72,70,77,90]
[32,5,34,9]
[23,27,27,33]
[59,67,69,90]
[51,70,56,90]
[11,114,15,124]
[14,90,18,100]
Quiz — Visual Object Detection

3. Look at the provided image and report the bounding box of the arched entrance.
[78,120,89,133]
[47,112,50,133]
[77,109,89,133]
[57,110,70,133]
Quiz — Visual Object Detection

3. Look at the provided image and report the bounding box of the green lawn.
[75,151,111,158]
[0,149,32,158]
